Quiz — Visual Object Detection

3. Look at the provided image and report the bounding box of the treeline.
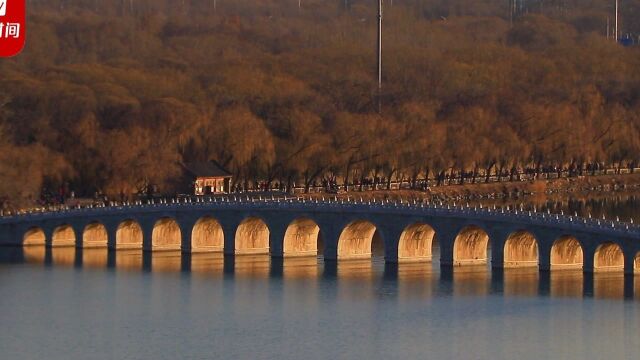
[1,0,640,206]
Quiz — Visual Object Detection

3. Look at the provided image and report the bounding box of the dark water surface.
[0,248,639,360]
[1,194,640,359]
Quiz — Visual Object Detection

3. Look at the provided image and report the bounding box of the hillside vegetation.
[1,0,640,205]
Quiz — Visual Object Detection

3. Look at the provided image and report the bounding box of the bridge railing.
[1,195,639,236]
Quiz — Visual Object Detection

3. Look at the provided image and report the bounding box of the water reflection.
[151,251,183,273]
[8,245,637,301]
[550,270,584,298]
[503,268,539,297]
[116,249,144,271]
[452,266,491,296]
[593,273,625,299]
[395,263,439,301]
[189,252,224,275]
[82,248,109,268]
[52,247,75,266]
[336,259,378,280]
[23,245,46,264]
[228,255,271,278]
[281,257,319,279]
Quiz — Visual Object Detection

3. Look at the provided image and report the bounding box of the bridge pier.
[538,244,552,271]
[381,223,405,264]
[42,226,54,248]
[222,219,236,256]
[582,244,596,273]
[537,230,569,271]
[180,230,192,253]
[176,216,197,253]
[141,222,154,252]
[72,224,83,249]
[488,228,509,269]
[268,225,287,258]
[106,223,118,250]
[623,249,636,275]
[317,221,341,261]
[437,229,457,267]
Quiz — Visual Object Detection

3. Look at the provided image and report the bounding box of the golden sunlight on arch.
[191,216,224,252]
[453,225,489,266]
[550,235,583,270]
[235,217,270,255]
[283,218,320,257]
[116,220,143,249]
[52,225,76,247]
[398,223,435,263]
[337,220,378,260]
[82,222,108,248]
[593,242,624,272]
[503,231,538,268]
[152,218,182,250]
[23,227,46,246]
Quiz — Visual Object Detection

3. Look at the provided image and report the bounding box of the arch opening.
[593,242,624,272]
[23,227,46,246]
[116,220,143,249]
[337,220,378,260]
[503,231,539,268]
[52,225,76,247]
[283,218,320,257]
[152,218,182,250]
[635,252,640,274]
[398,223,435,263]
[453,225,490,266]
[235,217,270,255]
[191,216,224,252]
[550,235,583,270]
[83,222,108,248]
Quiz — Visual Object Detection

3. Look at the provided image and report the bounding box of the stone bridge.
[1,197,639,274]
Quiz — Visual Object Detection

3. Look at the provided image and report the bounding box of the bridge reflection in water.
[10,245,638,301]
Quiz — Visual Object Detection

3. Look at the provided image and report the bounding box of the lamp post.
[376,0,382,113]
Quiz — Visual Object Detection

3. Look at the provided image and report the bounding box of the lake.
[0,193,639,359]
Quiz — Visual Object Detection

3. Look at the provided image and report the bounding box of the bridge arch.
[453,225,490,266]
[152,217,182,250]
[398,222,435,262]
[191,216,224,252]
[235,217,270,255]
[116,219,143,249]
[23,226,46,246]
[337,220,380,260]
[593,242,624,272]
[283,217,320,257]
[52,225,76,247]
[550,235,583,270]
[82,222,108,248]
[503,230,539,268]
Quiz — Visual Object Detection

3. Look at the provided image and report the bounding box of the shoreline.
[300,173,640,203]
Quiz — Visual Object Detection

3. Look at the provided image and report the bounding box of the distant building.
[183,161,232,195]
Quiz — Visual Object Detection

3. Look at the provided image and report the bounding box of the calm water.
[1,194,640,360]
